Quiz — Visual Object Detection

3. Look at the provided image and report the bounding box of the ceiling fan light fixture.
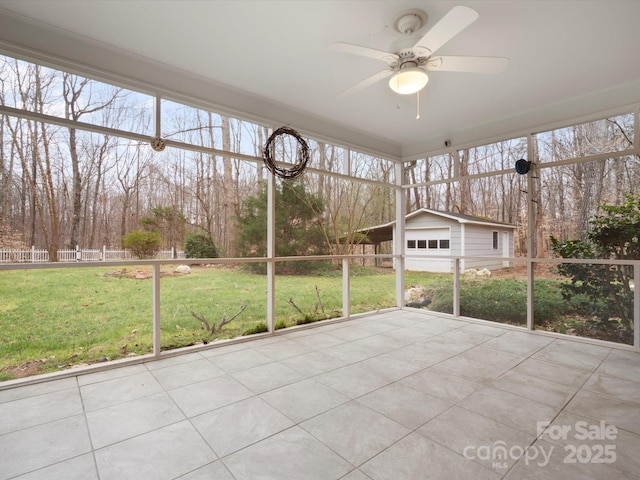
[388,67,429,95]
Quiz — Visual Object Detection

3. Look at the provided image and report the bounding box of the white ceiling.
[1,0,640,160]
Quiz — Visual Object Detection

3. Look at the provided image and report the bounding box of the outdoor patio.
[1,310,639,480]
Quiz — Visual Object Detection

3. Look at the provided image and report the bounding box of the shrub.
[184,232,219,259]
[122,230,161,259]
[550,193,640,344]
[428,277,569,326]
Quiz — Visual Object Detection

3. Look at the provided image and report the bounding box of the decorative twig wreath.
[262,126,310,179]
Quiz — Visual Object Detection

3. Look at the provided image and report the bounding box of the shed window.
[417,240,427,249]
[428,240,438,249]
[439,239,450,249]
[407,240,416,249]
[493,231,499,249]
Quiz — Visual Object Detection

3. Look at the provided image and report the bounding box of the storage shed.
[360,209,516,273]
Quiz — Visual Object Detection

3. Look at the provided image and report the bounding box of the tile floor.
[1,310,639,480]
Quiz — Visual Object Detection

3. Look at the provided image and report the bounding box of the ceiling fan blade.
[337,70,393,97]
[331,42,398,63]
[426,56,509,74]
[413,5,479,56]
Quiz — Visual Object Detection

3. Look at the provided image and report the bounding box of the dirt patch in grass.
[1,357,53,379]
[102,268,184,279]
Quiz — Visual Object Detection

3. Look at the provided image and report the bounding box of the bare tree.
[62,73,122,248]
[221,115,239,256]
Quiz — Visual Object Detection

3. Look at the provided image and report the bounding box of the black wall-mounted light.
[514,159,532,175]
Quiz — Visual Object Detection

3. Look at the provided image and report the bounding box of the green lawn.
[2,264,603,381]
[0,265,446,380]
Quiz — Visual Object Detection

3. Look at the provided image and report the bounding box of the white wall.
[462,224,513,271]
[399,213,515,273]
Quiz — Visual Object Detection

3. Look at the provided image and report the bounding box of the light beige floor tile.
[144,352,204,371]
[431,353,514,384]
[197,342,249,358]
[80,371,163,412]
[86,392,185,449]
[207,348,273,373]
[458,387,559,436]
[315,364,393,399]
[223,426,352,480]
[509,358,592,388]
[532,341,609,371]
[565,390,640,435]
[437,328,495,346]
[76,364,148,386]
[175,461,235,480]
[505,438,631,480]
[251,339,313,360]
[358,382,451,429]
[460,323,508,337]
[594,349,640,382]
[260,378,349,423]
[4,312,640,480]
[387,343,455,368]
[168,375,254,417]
[582,372,640,405]
[324,325,373,342]
[0,387,83,435]
[279,349,347,376]
[418,405,535,472]
[482,330,552,356]
[301,401,409,465]
[339,469,372,480]
[400,367,483,403]
[490,369,578,408]
[0,415,92,480]
[231,361,303,394]
[0,377,77,403]
[94,421,216,480]
[360,433,499,480]
[537,410,640,479]
[356,353,424,381]
[322,341,379,363]
[353,333,409,354]
[8,453,98,480]
[192,396,293,457]
[149,358,225,389]
[289,331,347,349]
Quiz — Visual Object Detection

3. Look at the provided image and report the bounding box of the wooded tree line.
[0,56,395,260]
[404,114,639,256]
[0,54,638,260]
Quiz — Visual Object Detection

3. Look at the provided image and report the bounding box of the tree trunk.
[221,116,238,256]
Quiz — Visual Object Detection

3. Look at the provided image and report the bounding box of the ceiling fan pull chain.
[416,91,420,120]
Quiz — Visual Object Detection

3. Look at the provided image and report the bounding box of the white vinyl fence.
[0,246,185,263]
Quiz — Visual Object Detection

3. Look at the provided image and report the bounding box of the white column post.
[453,258,460,317]
[266,173,276,333]
[152,263,161,356]
[395,162,406,308]
[342,257,350,319]
[526,133,535,331]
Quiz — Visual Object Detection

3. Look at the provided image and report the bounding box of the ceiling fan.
[332,5,509,100]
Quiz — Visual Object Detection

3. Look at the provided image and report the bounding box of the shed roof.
[357,209,516,245]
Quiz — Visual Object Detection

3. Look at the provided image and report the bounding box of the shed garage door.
[405,228,452,272]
